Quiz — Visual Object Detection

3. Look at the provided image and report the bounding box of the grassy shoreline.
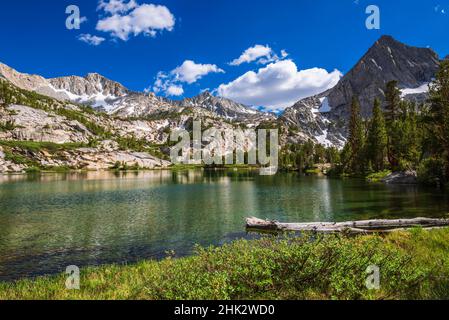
[1,228,449,300]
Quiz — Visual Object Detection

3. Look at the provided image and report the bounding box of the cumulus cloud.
[78,34,106,46]
[229,45,288,66]
[166,85,184,96]
[98,0,138,14]
[171,60,224,84]
[96,2,175,41]
[230,45,272,66]
[217,60,342,111]
[153,60,224,96]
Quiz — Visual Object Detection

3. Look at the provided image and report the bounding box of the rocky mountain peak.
[168,90,275,124]
[374,35,405,47]
[280,35,442,147]
[85,72,108,83]
[198,90,214,98]
[49,72,129,98]
[323,35,440,119]
[0,62,49,93]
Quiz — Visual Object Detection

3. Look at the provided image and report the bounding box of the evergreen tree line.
[279,141,340,173]
[342,61,449,187]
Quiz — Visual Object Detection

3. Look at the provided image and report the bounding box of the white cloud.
[78,34,106,46]
[98,0,138,14]
[166,85,184,96]
[172,60,224,84]
[153,60,224,96]
[217,60,342,111]
[230,45,279,66]
[96,3,175,41]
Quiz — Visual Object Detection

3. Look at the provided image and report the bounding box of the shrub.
[417,157,447,187]
[0,140,85,153]
[3,229,449,300]
[366,170,392,183]
[4,150,38,166]
[25,166,41,173]
[110,161,122,170]
[0,120,17,132]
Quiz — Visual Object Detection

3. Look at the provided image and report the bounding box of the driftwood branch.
[246,217,449,234]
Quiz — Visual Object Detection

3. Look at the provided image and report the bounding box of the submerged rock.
[382,171,418,185]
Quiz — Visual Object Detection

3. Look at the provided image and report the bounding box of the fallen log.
[246,217,449,234]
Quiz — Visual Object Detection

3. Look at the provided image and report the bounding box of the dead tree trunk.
[246,217,449,234]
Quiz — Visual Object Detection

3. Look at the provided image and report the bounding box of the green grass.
[0,140,85,153]
[305,168,322,174]
[24,166,41,173]
[366,170,392,183]
[3,149,39,167]
[0,140,86,168]
[1,228,449,300]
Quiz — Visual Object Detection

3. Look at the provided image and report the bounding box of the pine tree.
[396,101,421,170]
[428,60,449,180]
[0,81,12,107]
[347,96,366,174]
[366,98,388,171]
[384,80,401,123]
[384,80,402,170]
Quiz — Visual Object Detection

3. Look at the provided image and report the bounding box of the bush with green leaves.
[417,158,447,187]
[0,120,17,132]
[2,229,449,300]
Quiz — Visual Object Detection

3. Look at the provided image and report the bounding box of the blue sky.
[0,0,448,110]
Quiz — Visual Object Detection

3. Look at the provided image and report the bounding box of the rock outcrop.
[175,91,276,124]
[0,146,26,173]
[39,148,171,171]
[280,95,346,148]
[382,171,418,185]
[0,105,93,144]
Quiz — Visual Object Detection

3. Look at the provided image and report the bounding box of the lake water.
[1,170,448,281]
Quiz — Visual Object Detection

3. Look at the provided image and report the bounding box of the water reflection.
[0,170,448,281]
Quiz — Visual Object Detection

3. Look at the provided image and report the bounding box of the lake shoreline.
[0,164,263,175]
[1,171,448,285]
[1,228,448,300]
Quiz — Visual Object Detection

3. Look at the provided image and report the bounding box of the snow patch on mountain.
[319,97,331,112]
[401,82,430,97]
[49,85,122,111]
[315,129,334,148]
